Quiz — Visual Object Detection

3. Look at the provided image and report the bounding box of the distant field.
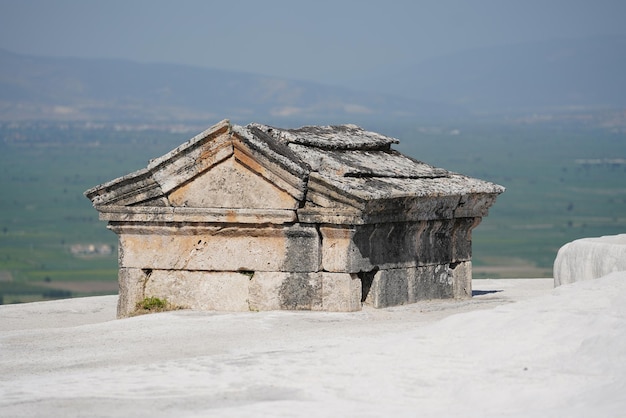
[1,121,625,303]
[0,124,185,304]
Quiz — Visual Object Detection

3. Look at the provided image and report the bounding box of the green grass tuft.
[133,296,185,316]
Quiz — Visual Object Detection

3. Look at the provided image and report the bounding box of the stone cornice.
[97,206,297,224]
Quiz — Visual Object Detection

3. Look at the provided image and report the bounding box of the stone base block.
[117,268,362,317]
[249,272,361,312]
[364,262,472,308]
[118,268,251,317]
[117,261,471,316]
[144,270,250,312]
[118,267,146,318]
[450,261,472,298]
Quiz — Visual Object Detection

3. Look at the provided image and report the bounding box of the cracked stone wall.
[113,217,476,317]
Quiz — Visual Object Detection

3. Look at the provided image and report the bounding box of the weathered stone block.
[451,218,478,262]
[365,268,410,308]
[321,219,475,273]
[319,272,362,312]
[249,272,361,312]
[450,261,472,298]
[117,267,145,318]
[248,271,285,311]
[321,223,425,272]
[144,270,250,311]
[117,268,253,316]
[415,221,453,265]
[453,193,499,218]
[249,272,322,310]
[276,273,323,311]
[364,263,470,308]
[117,224,320,272]
[320,225,371,272]
[411,264,455,301]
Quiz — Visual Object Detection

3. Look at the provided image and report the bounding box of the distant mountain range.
[371,36,626,114]
[1,36,625,124]
[0,49,458,125]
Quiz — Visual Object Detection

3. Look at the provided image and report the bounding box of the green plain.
[1,121,625,303]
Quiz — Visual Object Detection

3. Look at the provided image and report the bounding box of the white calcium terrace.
[554,233,626,286]
[1,274,625,418]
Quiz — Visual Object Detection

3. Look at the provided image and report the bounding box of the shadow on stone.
[357,267,379,303]
[472,289,502,296]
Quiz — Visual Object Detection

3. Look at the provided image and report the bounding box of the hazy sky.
[1,0,625,85]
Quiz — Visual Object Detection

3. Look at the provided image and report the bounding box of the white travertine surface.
[2,276,625,418]
[553,234,626,286]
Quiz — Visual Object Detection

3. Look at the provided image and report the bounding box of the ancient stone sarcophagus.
[85,119,504,317]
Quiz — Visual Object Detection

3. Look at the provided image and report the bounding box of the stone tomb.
[85,120,504,317]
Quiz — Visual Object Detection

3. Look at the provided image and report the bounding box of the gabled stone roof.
[249,123,399,150]
[85,119,504,225]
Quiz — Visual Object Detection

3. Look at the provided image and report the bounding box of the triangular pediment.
[167,156,299,210]
[85,120,309,210]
